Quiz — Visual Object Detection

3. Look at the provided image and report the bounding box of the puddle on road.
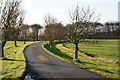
[24,74,33,80]
[24,71,44,80]
[24,71,57,79]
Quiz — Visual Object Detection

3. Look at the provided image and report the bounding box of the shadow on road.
[28,61,78,69]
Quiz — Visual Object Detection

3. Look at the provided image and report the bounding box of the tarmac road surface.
[24,42,105,79]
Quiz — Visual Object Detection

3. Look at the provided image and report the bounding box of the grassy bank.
[43,40,119,79]
[1,41,37,79]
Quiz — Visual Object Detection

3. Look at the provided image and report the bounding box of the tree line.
[0,0,119,60]
[87,22,119,39]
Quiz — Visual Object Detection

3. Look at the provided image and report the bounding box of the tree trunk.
[24,35,26,44]
[0,40,7,59]
[74,43,79,60]
[24,40,26,44]
[2,46,4,57]
[49,41,52,48]
[15,40,17,47]
[33,38,35,42]
[59,40,61,42]
[0,43,4,58]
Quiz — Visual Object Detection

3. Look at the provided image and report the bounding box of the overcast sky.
[23,0,119,26]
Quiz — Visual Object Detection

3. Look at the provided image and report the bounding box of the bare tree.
[67,6,100,61]
[44,14,57,48]
[0,0,3,59]
[0,0,24,59]
[92,22,103,44]
[114,22,119,39]
[30,24,43,41]
[55,23,67,41]
[11,15,24,46]
[105,22,111,39]
[19,24,28,44]
[105,22,119,39]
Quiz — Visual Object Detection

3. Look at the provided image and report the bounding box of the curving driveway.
[24,42,104,79]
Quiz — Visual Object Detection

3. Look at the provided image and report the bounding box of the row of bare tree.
[43,6,119,60]
[43,6,101,60]
[86,22,119,40]
[0,0,119,60]
[0,0,25,59]
[0,0,45,59]
[44,15,67,48]
[12,24,43,43]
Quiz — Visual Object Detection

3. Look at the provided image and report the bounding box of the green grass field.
[65,39,118,61]
[1,41,37,79]
[43,40,119,79]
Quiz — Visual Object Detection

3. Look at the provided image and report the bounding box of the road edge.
[22,43,35,80]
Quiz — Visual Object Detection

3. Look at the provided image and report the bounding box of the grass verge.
[42,41,119,79]
[1,41,39,80]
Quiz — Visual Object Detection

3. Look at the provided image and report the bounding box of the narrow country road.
[24,42,104,79]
